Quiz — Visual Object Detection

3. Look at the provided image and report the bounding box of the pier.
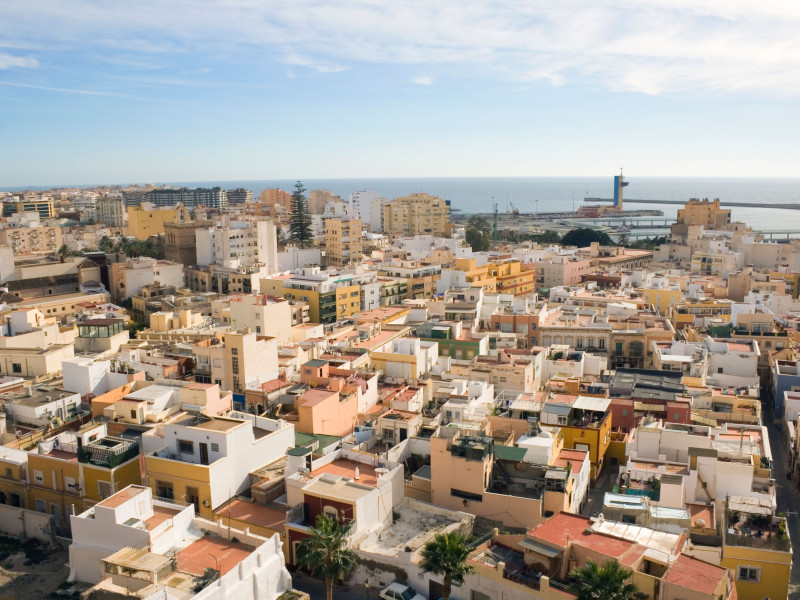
[585,197,800,211]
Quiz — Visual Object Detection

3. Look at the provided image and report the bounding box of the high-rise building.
[325,217,362,267]
[95,197,125,227]
[258,188,292,215]
[308,190,343,214]
[130,187,228,209]
[350,190,389,232]
[383,193,450,237]
[226,188,253,205]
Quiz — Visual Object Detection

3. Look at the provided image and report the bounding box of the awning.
[634,402,665,413]
[518,538,562,558]
[573,396,611,412]
[543,403,572,416]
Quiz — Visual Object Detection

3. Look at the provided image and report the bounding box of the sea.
[5,176,800,232]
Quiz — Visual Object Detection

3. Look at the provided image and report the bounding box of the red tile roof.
[663,554,726,595]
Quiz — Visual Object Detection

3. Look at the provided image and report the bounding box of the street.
[291,571,375,600]
[762,403,800,593]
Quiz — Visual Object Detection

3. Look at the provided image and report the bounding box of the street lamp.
[365,580,370,600]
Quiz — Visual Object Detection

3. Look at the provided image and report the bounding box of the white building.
[349,190,389,233]
[196,217,277,274]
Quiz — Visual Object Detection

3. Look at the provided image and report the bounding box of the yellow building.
[27,425,141,531]
[677,198,731,229]
[640,287,681,315]
[144,413,294,519]
[545,396,612,481]
[0,225,63,254]
[720,500,791,600]
[0,448,31,509]
[325,217,362,267]
[2,198,55,219]
[770,271,800,298]
[262,268,360,324]
[127,203,190,240]
[383,193,450,237]
[669,297,733,330]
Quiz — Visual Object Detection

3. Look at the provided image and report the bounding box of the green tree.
[289,180,313,248]
[527,230,562,244]
[561,227,614,248]
[420,532,475,600]
[467,215,491,232]
[568,559,638,600]
[98,236,115,253]
[465,226,490,251]
[295,514,358,600]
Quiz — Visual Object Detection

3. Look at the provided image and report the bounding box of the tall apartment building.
[95,197,125,227]
[130,187,227,209]
[677,198,731,230]
[383,193,450,237]
[258,188,292,216]
[309,190,344,214]
[325,217,362,268]
[195,217,277,273]
[193,330,278,393]
[350,189,389,232]
[226,188,253,205]
[109,257,185,301]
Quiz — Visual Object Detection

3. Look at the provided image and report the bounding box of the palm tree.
[568,559,638,600]
[420,532,475,600]
[295,514,358,600]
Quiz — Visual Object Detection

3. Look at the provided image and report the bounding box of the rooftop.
[176,535,254,576]
[663,554,726,595]
[310,458,380,487]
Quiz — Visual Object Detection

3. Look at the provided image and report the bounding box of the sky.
[1,0,799,187]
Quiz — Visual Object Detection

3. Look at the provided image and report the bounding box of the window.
[33,470,43,484]
[231,357,239,375]
[577,339,584,348]
[130,409,137,419]
[599,339,605,349]
[231,348,238,355]
[156,481,174,500]
[256,326,261,334]
[323,505,339,519]
[178,439,194,454]
[35,499,46,513]
[451,488,482,502]
[12,363,21,374]
[516,324,527,334]
[738,567,760,582]
[622,409,628,417]
[64,476,77,491]
[501,324,512,333]
[4,468,11,478]
[210,443,219,452]
[674,412,680,420]
[97,480,112,499]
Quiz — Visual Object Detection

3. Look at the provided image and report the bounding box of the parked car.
[378,582,427,600]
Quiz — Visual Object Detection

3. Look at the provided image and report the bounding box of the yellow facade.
[145,455,213,518]
[670,298,732,330]
[27,453,142,523]
[0,459,28,508]
[127,204,190,240]
[559,416,612,481]
[721,545,791,600]
[641,288,681,315]
[770,271,800,298]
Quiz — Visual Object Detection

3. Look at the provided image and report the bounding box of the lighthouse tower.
[613,170,629,210]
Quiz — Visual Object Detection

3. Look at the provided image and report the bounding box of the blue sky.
[1,0,799,186]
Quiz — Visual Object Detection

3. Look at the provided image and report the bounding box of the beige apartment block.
[383,193,450,237]
[0,226,62,254]
[325,217,362,267]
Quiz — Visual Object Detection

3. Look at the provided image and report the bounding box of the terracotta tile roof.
[663,554,726,595]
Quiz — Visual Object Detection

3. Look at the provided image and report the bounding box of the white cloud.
[0,53,38,69]
[412,76,433,85]
[2,1,800,95]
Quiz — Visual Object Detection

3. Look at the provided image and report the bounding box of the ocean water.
[6,176,800,231]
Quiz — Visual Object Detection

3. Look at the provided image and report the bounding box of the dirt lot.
[0,539,84,600]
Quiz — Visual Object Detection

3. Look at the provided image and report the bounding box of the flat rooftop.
[174,414,242,432]
[311,459,380,487]
[97,485,149,509]
[176,535,254,576]
[216,499,287,531]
